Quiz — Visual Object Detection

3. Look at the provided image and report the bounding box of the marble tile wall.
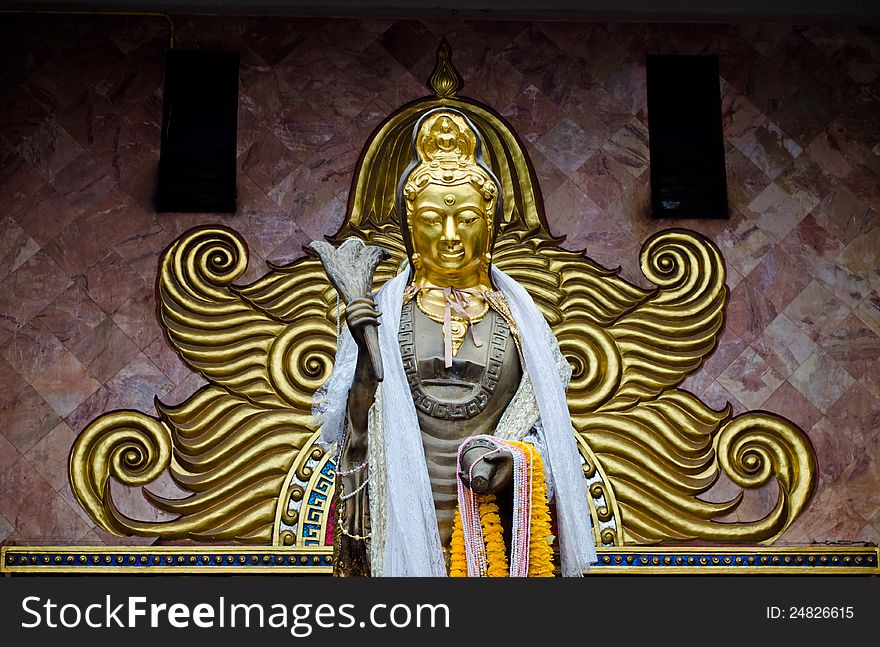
[0,14,877,547]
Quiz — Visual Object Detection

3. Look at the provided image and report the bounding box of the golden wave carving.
[69,411,172,536]
[69,226,326,542]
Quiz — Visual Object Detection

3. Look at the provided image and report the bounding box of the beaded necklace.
[451,435,554,577]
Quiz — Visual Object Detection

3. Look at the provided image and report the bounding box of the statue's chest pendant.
[444,318,468,356]
[414,290,488,357]
[398,300,511,421]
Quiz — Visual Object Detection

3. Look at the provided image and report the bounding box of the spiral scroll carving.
[159,227,290,409]
[600,528,618,545]
[603,230,727,408]
[713,413,817,543]
[69,411,173,536]
[268,323,338,410]
[168,226,249,299]
[281,485,305,527]
[556,319,621,413]
[641,229,725,298]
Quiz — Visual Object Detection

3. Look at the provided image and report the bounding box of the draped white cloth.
[314,264,597,576]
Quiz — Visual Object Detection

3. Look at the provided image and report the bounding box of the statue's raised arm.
[310,239,388,559]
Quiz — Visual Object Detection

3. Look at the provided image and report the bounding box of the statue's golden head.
[398,109,501,288]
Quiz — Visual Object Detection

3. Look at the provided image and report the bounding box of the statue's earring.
[482,251,492,267]
[412,252,422,270]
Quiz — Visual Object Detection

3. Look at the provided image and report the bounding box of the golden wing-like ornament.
[491,218,815,546]
[70,226,338,542]
[542,229,816,545]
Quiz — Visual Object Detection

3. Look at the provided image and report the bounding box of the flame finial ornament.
[428,38,464,98]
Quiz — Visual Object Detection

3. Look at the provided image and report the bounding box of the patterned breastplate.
[397,298,523,549]
[398,299,513,420]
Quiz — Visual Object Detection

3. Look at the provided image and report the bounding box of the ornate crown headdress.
[398,109,501,245]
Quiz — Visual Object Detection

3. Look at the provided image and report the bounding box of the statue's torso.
[398,299,522,548]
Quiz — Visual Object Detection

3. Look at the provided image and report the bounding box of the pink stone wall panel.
[0,14,877,547]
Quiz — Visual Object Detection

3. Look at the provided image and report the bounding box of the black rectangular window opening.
[158,50,240,213]
[646,55,728,219]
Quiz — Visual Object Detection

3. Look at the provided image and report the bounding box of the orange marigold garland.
[449,505,468,577]
[450,436,554,577]
[518,442,554,577]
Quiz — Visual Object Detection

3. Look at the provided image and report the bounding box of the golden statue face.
[410,182,490,286]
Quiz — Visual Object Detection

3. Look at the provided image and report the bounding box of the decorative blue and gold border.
[1,546,333,574]
[2,545,876,574]
[592,546,878,574]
